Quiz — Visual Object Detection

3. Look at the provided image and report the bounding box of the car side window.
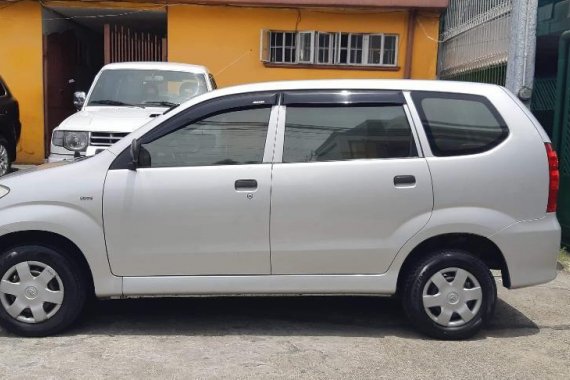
[411,91,508,156]
[0,81,6,97]
[282,105,417,163]
[142,107,271,168]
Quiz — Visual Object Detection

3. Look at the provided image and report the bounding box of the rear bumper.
[490,214,561,289]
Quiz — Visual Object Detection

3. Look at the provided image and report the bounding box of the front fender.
[0,203,122,297]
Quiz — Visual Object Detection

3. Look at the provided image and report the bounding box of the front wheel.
[401,250,497,340]
[0,245,87,337]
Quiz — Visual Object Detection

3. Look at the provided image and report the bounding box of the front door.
[270,91,434,274]
[103,93,278,276]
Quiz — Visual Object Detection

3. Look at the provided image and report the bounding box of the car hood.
[55,106,167,133]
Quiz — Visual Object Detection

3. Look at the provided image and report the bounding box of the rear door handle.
[235,179,258,190]
[394,175,416,187]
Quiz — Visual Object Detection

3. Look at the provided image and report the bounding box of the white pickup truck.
[48,62,216,162]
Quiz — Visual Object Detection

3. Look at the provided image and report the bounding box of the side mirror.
[73,91,86,111]
[129,138,141,171]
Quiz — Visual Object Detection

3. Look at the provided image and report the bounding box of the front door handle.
[394,175,416,187]
[235,179,258,190]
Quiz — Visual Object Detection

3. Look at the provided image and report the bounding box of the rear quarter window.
[411,92,508,156]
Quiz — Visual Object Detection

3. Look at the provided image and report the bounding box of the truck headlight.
[52,131,89,152]
[0,185,9,199]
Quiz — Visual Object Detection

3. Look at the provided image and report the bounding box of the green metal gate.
[551,31,570,246]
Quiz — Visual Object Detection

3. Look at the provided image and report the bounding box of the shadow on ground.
[10,296,533,340]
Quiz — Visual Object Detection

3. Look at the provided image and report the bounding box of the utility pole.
[505,0,538,106]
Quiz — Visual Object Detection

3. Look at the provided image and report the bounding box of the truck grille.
[90,132,129,147]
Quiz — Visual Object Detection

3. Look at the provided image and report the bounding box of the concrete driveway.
[0,271,569,379]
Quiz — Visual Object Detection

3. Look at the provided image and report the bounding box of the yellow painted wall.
[0,2,439,164]
[0,1,44,164]
[411,12,440,79]
[168,5,440,87]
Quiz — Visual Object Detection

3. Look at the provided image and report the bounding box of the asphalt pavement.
[0,269,568,379]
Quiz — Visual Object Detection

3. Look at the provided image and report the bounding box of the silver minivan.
[0,80,561,339]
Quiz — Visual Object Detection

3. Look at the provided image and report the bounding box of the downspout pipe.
[404,9,417,79]
[552,30,570,151]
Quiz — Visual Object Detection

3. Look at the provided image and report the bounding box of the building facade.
[0,0,446,164]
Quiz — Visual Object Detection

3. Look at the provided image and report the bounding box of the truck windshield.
[87,69,208,108]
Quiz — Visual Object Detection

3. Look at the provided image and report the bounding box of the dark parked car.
[0,76,20,176]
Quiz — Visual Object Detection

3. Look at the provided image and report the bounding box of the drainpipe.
[404,9,417,79]
[551,30,570,150]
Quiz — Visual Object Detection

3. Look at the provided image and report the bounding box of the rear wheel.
[0,137,11,177]
[401,250,497,340]
[0,245,87,337]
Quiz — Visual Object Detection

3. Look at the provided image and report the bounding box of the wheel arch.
[0,230,95,296]
[396,233,511,293]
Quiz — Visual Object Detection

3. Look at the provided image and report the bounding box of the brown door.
[104,24,166,64]
[44,30,78,156]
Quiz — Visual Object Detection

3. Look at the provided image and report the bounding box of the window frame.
[367,34,385,66]
[269,30,297,64]
[381,34,399,67]
[261,30,399,68]
[296,31,315,64]
[348,33,365,65]
[273,90,422,164]
[110,92,279,170]
[316,32,335,64]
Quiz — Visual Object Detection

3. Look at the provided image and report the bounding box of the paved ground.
[0,271,568,379]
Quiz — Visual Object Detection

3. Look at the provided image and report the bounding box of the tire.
[0,245,87,337]
[401,249,497,340]
[0,136,11,177]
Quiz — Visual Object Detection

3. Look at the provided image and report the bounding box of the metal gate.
[103,24,167,64]
[552,31,570,245]
[438,0,512,85]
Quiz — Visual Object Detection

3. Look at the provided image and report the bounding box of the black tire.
[0,136,12,177]
[401,249,497,340]
[0,245,87,337]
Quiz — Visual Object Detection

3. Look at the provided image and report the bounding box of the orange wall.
[0,2,439,164]
[411,12,440,79]
[168,5,440,87]
[0,1,44,164]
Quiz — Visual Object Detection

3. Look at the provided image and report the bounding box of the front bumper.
[490,213,561,289]
[47,153,75,163]
[48,146,109,163]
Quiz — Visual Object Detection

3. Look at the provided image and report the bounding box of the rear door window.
[411,92,508,156]
[281,90,417,163]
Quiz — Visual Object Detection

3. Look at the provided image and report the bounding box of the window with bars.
[260,30,399,67]
[269,31,297,64]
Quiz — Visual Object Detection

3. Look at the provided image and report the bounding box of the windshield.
[87,69,209,108]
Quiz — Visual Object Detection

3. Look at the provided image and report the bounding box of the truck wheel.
[0,245,87,337]
[0,137,11,177]
[401,250,497,340]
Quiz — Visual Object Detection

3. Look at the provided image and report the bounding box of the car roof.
[102,62,209,74]
[170,79,508,115]
[212,79,504,96]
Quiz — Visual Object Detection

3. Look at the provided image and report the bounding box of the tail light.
[546,143,559,213]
